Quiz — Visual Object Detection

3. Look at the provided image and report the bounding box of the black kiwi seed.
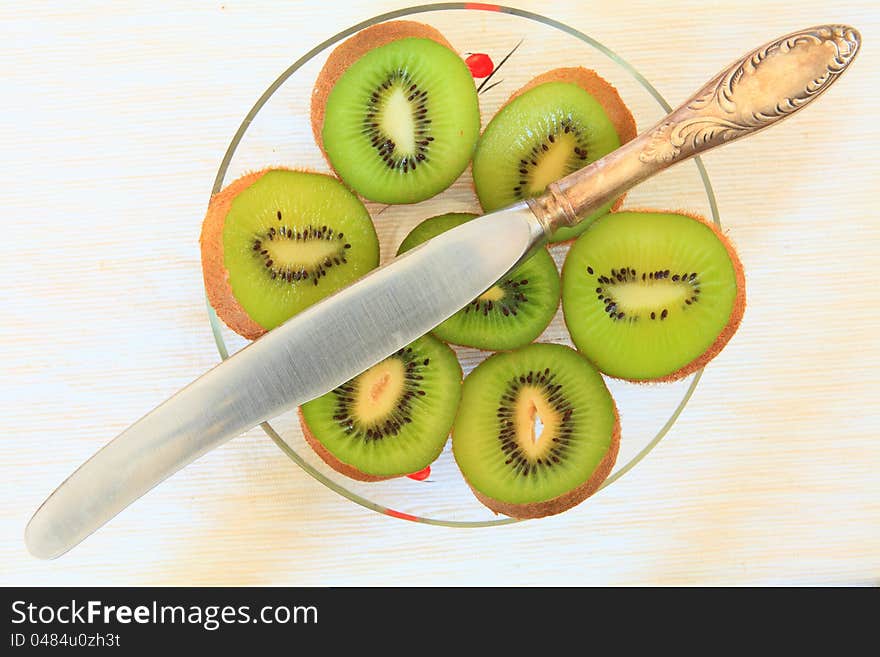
[502,119,592,199]
[589,265,703,321]
[251,223,350,285]
[494,369,574,476]
[362,71,432,171]
[461,276,530,317]
[329,345,428,442]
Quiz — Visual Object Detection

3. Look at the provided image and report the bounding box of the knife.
[26,25,860,559]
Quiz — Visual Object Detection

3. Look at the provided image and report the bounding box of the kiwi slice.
[200,168,379,339]
[299,335,462,481]
[397,212,560,351]
[472,67,636,243]
[318,36,480,204]
[562,210,746,382]
[311,21,453,150]
[453,343,619,519]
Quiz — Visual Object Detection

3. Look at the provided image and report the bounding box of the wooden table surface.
[2,0,878,586]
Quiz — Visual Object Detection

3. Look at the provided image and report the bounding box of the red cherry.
[465,53,494,78]
[407,466,431,481]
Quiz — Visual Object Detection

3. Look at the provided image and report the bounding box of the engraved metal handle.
[528,24,861,232]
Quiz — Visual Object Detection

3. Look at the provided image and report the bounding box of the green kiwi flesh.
[452,343,619,518]
[397,212,560,351]
[472,82,621,243]
[562,210,745,381]
[322,38,480,204]
[300,335,462,479]
[219,170,379,332]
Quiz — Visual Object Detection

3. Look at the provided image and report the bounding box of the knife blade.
[26,202,546,559]
[27,24,859,559]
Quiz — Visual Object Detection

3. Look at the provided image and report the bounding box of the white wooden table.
[2,0,878,585]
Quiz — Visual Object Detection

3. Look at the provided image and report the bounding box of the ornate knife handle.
[529,24,861,232]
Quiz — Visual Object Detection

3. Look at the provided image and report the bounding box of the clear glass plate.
[207,3,720,526]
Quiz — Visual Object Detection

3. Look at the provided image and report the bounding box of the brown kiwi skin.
[200,167,280,341]
[297,409,393,482]
[455,394,621,520]
[310,20,454,162]
[480,67,638,245]
[567,208,747,384]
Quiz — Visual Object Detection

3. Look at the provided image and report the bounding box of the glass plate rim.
[206,2,720,527]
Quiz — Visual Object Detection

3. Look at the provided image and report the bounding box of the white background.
[2,0,878,585]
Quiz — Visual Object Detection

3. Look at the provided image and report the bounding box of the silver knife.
[26,25,860,558]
